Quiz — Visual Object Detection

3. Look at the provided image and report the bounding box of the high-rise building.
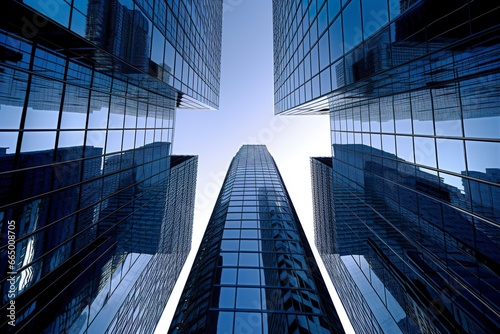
[168,145,345,334]
[274,0,500,333]
[0,0,221,333]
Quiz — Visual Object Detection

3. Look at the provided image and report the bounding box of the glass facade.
[0,0,220,333]
[168,145,345,334]
[273,1,500,333]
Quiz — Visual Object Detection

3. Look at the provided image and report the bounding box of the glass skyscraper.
[274,0,499,333]
[0,0,221,333]
[168,145,345,334]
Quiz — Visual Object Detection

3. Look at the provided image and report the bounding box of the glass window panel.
[362,0,389,39]
[124,100,138,128]
[220,268,237,284]
[70,9,87,37]
[436,139,465,174]
[216,312,234,334]
[320,67,331,95]
[236,288,261,309]
[0,132,18,155]
[61,85,89,129]
[135,130,145,148]
[240,240,259,251]
[394,93,412,134]
[221,252,239,266]
[221,240,239,251]
[238,269,260,285]
[58,131,85,150]
[25,0,70,26]
[105,130,123,154]
[145,130,154,145]
[86,130,106,153]
[21,131,56,153]
[328,0,341,22]
[241,229,258,239]
[382,135,396,155]
[414,137,437,168]
[343,0,362,52]
[108,96,125,129]
[234,312,262,334]
[396,135,414,163]
[218,287,236,308]
[151,27,165,64]
[239,253,259,267]
[318,4,328,34]
[466,141,500,174]
[0,106,23,129]
[122,130,135,150]
[223,229,240,239]
[389,0,403,19]
[329,17,343,62]
[242,220,257,228]
[319,31,330,70]
[25,79,63,129]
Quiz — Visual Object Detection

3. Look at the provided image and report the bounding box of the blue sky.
[155,0,354,332]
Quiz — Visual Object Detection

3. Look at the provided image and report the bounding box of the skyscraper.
[168,145,345,334]
[274,0,500,333]
[0,0,221,333]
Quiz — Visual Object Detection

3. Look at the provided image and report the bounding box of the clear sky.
[154,1,354,332]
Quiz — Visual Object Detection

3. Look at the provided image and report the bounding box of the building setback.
[168,145,345,334]
[0,0,221,333]
[273,0,499,333]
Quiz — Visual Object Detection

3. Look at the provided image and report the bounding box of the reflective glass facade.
[273,0,500,333]
[0,0,219,332]
[168,145,345,334]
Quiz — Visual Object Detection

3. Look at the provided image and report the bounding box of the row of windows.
[332,133,498,178]
[211,287,323,312]
[330,82,500,140]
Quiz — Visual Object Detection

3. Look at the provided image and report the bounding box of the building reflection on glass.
[0,0,221,332]
[273,1,499,333]
[312,144,499,334]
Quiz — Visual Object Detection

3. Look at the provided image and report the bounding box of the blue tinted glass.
[221,253,239,266]
[328,0,341,22]
[466,141,499,174]
[241,229,258,239]
[342,0,362,52]
[396,135,413,163]
[70,9,87,37]
[239,253,259,267]
[414,137,436,168]
[362,0,388,39]
[25,0,70,27]
[234,312,262,333]
[218,287,236,308]
[236,288,261,309]
[216,312,234,334]
[21,131,56,153]
[329,17,343,61]
[237,269,260,285]
[223,229,240,239]
[437,139,465,174]
[220,268,237,284]
[319,32,330,70]
[240,240,259,251]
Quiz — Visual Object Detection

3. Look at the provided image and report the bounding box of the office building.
[273,0,500,333]
[0,0,221,332]
[168,145,345,334]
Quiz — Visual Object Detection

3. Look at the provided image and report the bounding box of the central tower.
[168,145,345,333]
